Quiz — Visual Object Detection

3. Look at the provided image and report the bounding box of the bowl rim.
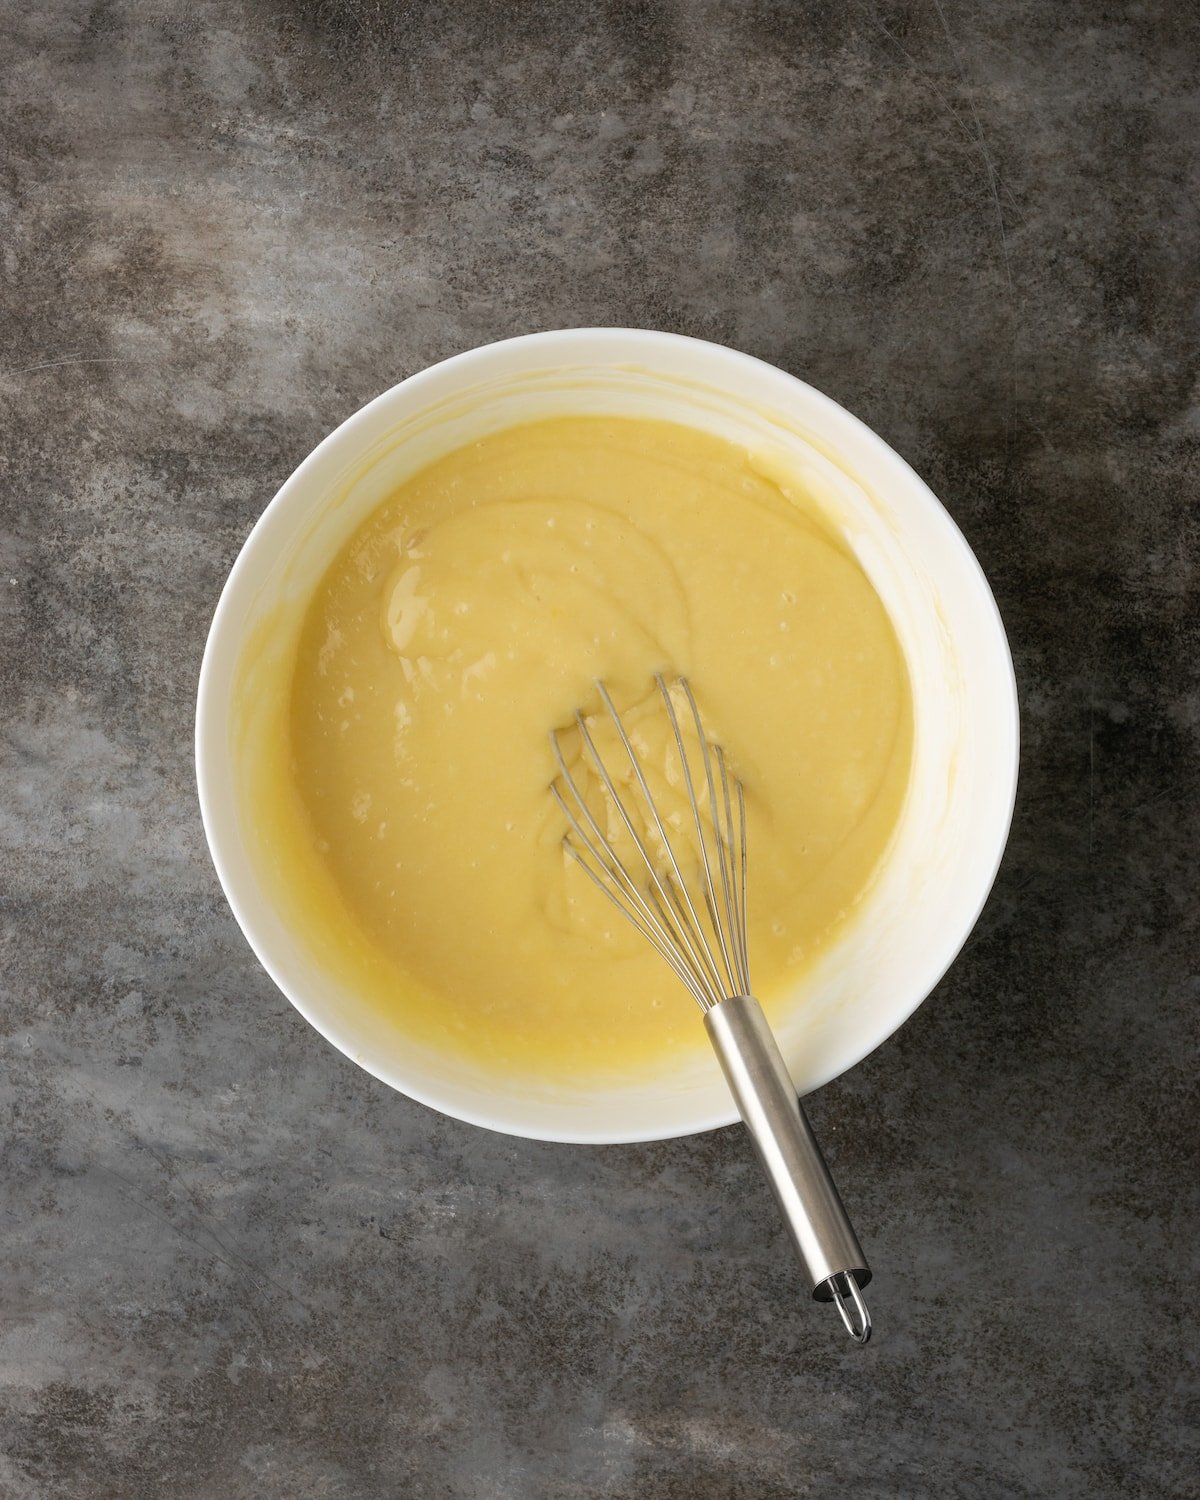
[195,327,1020,1144]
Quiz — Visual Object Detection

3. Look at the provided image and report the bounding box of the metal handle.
[705,993,872,1343]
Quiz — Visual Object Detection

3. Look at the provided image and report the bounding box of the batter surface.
[261,416,912,1079]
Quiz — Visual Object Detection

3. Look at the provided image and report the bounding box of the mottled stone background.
[1,1,1197,1495]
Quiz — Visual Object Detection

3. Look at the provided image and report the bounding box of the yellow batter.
[256,416,912,1081]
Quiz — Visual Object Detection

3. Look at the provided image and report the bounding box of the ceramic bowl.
[195,329,1019,1143]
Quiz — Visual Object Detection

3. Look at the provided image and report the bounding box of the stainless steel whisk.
[550,674,872,1344]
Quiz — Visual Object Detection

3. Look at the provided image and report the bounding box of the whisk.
[550,674,872,1344]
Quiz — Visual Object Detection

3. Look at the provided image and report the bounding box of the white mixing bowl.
[195,329,1018,1144]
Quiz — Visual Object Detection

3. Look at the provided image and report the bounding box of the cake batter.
[258,416,912,1079]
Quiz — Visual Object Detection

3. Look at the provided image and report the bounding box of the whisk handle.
[705,994,872,1341]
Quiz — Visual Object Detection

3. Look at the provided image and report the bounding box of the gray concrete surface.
[2,1,1197,1495]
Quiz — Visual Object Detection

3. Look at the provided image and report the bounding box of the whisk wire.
[718,748,751,993]
[552,677,757,1012]
[551,722,723,1009]
[735,778,749,985]
[549,766,711,1008]
[565,838,712,1008]
[658,675,742,1000]
[683,682,752,997]
[643,880,711,1003]
[586,685,728,1006]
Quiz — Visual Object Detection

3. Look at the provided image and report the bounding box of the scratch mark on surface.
[0,355,130,380]
[131,1131,317,1319]
[99,1159,311,1330]
[867,12,981,159]
[64,1064,317,1323]
[927,0,1018,464]
[97,1163,283,1346]
[98,1163,254,1283]
[929,0,1013,295]
[1088,682,1096,859]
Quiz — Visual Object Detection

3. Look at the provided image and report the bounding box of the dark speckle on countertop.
[1,1,1197,1496]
